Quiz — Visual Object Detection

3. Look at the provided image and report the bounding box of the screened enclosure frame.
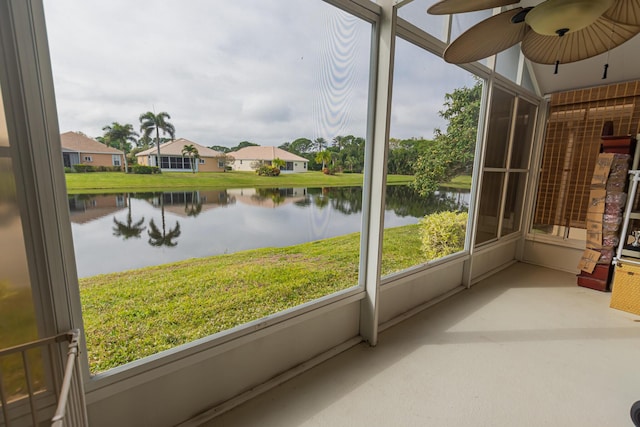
[0,1,550,417]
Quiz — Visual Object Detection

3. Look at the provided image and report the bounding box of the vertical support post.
[360,0,395,346]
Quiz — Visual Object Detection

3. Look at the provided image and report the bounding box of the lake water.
[69,185,469,277]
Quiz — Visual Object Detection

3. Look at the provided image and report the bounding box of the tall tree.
[181,144,200,173]
[102,122,139,173]
[412,80,482,196]
[332,135,347,151]
[290,137,314,154]
[315,150,332,170]
[229,141,258,152]
[210,145,230,153]
[314,137,328,152]
[139,111,175,170]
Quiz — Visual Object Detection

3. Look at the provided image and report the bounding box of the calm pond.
[69,185,469,277]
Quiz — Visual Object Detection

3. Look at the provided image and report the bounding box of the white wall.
[522,238,583,274]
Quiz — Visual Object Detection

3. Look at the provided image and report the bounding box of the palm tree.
[102,122,139,173]
[139,111,175,170]
[112,194,145,239]
[148,193,181,247]
[181,144,200,173]
[271,157,285,171]
[344,155,356,172]
[314,137,327,152]
[315,150,332,170]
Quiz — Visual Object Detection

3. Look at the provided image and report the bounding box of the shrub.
[64,167,74,173]
[255,165,280,176]
[322,166,336,175]
[95,165,120,172]
[131,165,161,174]
[73,164,95,173]
[419,211,468,261]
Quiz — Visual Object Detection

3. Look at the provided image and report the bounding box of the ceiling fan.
[428,0,640,74]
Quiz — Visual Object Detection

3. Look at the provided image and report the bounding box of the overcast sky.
[43,0,477,148]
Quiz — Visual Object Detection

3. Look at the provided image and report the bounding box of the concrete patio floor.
[201,262,640,426]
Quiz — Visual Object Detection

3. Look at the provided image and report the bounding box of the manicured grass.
[441,175,472,190]
[65,171,414,193]
[80,223,427,372]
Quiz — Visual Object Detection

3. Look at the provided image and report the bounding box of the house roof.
[136,138,224,158]
[60,131,124,155]
[229,146,308,162]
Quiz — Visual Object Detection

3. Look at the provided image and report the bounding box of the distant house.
[136,138,226,172]
[229,146,308,173]
[60,131,125,169]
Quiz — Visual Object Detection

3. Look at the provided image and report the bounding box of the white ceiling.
[529,33,640,95]
[519,0,640,95]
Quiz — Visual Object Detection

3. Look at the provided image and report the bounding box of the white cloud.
[43,0,469,148]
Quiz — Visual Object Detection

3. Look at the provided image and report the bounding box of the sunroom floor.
[200,262,640,427]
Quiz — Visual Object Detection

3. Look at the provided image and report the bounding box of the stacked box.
[577,153,630,291]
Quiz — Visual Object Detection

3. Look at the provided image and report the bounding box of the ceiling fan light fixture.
[525,0,615,36]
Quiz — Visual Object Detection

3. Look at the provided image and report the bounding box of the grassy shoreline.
[81,223,425,372]
[65,171,415,193]
[70,172,470,372]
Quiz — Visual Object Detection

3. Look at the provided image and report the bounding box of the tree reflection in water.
[185,191,202,217]
[112,194,146,240]
[148,193,181,247]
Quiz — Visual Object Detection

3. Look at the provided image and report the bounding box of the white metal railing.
[0,330,87,427]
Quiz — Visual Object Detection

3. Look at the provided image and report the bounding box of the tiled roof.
[60,131,124,155]
[229,146,308,162]
[136,138,224,158]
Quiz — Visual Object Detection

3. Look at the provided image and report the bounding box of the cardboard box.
[577,249,602,273]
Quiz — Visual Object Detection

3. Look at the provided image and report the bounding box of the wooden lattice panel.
[534,80,640,228]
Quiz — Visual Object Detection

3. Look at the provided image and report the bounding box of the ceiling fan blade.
[428,0,520,15]
[443,8,527,64]
[604,0,640,26]
[521,16,640,64]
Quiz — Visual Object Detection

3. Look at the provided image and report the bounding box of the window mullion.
[359,0,395,346]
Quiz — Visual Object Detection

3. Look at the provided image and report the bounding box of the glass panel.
[521,65,536,93]
[451,10,492,42]
[510,98,537,169]
[501,172,527,236]
[397,0,447,42]
[0,87,42,400]
[382,37,480,275]
[484,87,514,168]
[475,172,504,245]
[0,98,38,347]
[495,45,520,83]
[45,0,372,373]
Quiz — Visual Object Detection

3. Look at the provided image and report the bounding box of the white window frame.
[3,1,545,424]
[84,155,92,162]
[112,154,121,166]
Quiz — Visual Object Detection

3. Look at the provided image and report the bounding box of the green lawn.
[67,170,470,372]
[65,171,415,193]
[441,175,472,190]
[80,223,427,372]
